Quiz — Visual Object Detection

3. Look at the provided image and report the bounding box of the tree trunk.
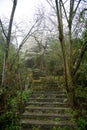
[1,0,17,87]
[60,37,75,107]
[55,0,75,107]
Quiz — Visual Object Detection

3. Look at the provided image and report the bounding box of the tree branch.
[7,0,17,43]
[60,0,69,23]
[73,39,87,76]
[73,0,81,17]
[0,19,7,39]
[5,0,17,63]
[46,0,56,11]
[10,19,39,70]
[33,35,42,51]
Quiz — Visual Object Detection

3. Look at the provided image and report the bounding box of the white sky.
[0,0,48,22]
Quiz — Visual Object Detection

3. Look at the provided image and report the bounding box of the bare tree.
[0,0,17,87]
[10,18,40,70]
[46,0,87,107]
[0,0,44,87]
[32,34,48,71]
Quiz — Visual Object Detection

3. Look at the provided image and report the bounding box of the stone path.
[21,86,77,130]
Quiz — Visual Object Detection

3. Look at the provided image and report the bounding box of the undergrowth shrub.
[77,116,87,130]
[0,111,21,130]
[0,88,33,130]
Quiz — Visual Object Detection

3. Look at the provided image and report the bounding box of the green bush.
[77,116,87,130]
[0,111,21,130]
[0,88,33,130]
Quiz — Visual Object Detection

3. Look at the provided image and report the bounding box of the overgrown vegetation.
[0,88,33,130]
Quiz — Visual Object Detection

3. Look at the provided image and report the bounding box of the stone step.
[21,119,75,130]
[33,89,65,92]
[32,89,65,91]
[26,101,68,107]
[22,112,72,121]
[25,106,70,114]
[21,87,76,130]
[28,98,67,102]
[33,89,64,91]
[31,93,66,98]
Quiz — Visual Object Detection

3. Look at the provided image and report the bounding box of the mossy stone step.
[22,112,72,121]
[31,94,66,98]
[21,86,76,130]
[33,88,65,91]
[21,119,75,129]
[26,101,68,107]
[25,106,70,114]
[32,90,65,93]
[28,98,67,102]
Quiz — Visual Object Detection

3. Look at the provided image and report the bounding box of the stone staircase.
[21,86,77,130]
